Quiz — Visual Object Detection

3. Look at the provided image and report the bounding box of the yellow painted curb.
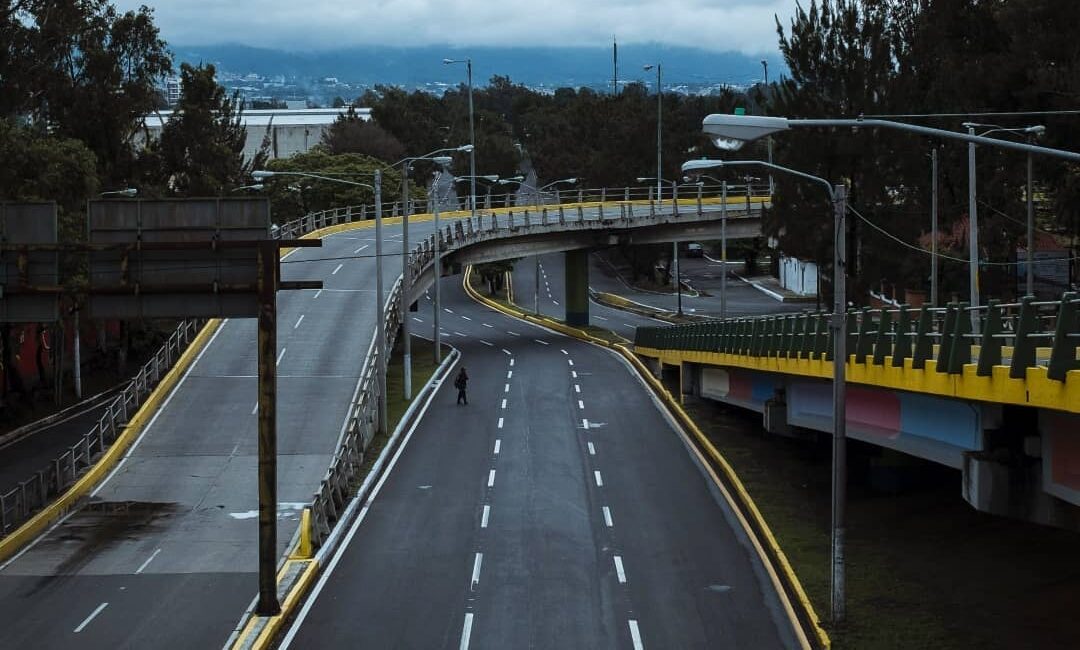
[462,266,829,649]
[0,318,223,564]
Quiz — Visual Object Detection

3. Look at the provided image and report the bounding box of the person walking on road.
[454,367,469,405]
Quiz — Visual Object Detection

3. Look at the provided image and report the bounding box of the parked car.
[685,242,704,258]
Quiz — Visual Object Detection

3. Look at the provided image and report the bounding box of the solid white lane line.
[460,613,474,650]
[500,399,507,409]
[578,400,584,410]
[332,263,343,275]
[534,339,549,345]
[509,358,515,367]
[134,548,162,575]
[629,620,644,650]
[353,244,369,254]
[575,384,581,393]
[313,289,323,299]
[276,348,287,366]
[74,602,109,633]
[506,371,513,379]
[561,349,569,355]
[462,316,472,321]
[594,471,603,487]
[497,417,504,429]
[614,556,627,583]
[494,439,501,454]
[502,348,513,356]
[603,506,613,527]
[293,314,305,329]
[481,505,490,528]
[504,383,510,393]
[483,323,494,328]
[588,442,596,455]
[480,340,494,347]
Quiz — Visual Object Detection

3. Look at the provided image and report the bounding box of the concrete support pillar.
[565,249,590,326]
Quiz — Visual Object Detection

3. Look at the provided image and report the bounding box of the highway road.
[279,276,801,649]
[0,224,417,649]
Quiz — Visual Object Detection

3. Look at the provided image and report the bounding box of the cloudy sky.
[113,0,795,54]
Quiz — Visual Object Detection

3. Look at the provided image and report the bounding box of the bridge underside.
[640,352,1080,532]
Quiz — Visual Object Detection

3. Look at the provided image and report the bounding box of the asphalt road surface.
[279,277,801,649]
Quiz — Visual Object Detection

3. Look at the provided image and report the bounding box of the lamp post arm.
[790,119,1080,162]
[718,160,835,200]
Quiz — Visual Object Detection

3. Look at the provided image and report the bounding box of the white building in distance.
[136,107,371,160]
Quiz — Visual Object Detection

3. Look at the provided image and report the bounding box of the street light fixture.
[253,169,389,440]
[443,57,477,222]
[100,188,138,197]
[701,113,1080,320]
[232,184,264,192]
[685,156,849,623]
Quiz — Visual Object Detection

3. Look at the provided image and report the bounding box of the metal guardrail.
[635,293,1080,381]
[0,319,205,535]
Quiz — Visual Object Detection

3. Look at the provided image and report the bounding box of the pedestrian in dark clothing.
[454,367,469,405]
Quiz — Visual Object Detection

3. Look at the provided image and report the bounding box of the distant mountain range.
[171,43,784,89]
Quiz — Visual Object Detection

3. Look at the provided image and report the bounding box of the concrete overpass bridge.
[634,295,1080,529]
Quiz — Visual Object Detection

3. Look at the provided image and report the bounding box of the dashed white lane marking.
[462,316,472,321]
[134,548,162,574]
[507,331,520,336]
[293,314,305,329]
[483,323,494,328]
[578,400,585,410]
[313,289,323,299]
[412,317,423,323]
[494,439,501,454]
[623,323,635,328]
[603,506,613,527]
[353,244,369,254]
[480,340,493,347]
[332,263,343,275]
[444,308,454,314]
[460,613,474,650]
[454,331,466,337]
[568,359,574,366]
[481,505,490,528]
[500,399,507,409]
[614,556,627,583]
[497,417,504,429]
[506,371,513,379]
[276,348,287,366]
[595,315,609,321]
[509,359,515,367]
[571,370,578,379]
[594,471,603,487]
[504,383,510,393]
[552,300,560,306]
[629,620,644,650]
[588,442,596,456]
[561,349,569,355]
[502,348,513,356]
[251,402,258,415]
[534,339,549,345]
[74,602,109,633]
[487,470,496,488]
[575,384,581,393]
[582,418,589,429]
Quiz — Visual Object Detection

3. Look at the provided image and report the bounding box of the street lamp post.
[444,58,477,221]
[684,156,848,622]
[644,64,662,208]
[390,145,471,397]
[100,188,138,197]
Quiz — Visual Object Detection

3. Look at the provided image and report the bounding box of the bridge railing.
[0,319,205,536]
[634,293,1079,382]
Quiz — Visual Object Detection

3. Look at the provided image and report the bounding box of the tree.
[155,63,266,197]
[321,107,406,162]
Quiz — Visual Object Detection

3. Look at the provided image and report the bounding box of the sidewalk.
[731,272,819,304]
